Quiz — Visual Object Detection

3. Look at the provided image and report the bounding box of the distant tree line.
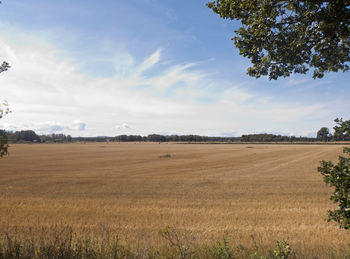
[3,119,350,144]
[240,134,316,142]
[5,131,73,143]
[116,134,241,142]
[1,130,318,143]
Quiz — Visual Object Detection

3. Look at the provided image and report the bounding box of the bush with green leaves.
[250,240,292,259]
[318,147,350,229]
[209,238,235,259]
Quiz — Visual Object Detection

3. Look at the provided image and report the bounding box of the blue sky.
[0,0,349,137]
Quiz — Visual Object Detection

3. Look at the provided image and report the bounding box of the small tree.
[318,118,350,229]
[318,147,350,229]
[317,127,330,142]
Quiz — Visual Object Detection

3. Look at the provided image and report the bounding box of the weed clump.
[159,154,171,158]
[0,227,299,259]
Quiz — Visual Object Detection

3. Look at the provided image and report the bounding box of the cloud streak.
[0,28,330,137]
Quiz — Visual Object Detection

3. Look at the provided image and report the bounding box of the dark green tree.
[12,130,41,142]
[319,118,350,229]
[207,0,350,79]
[334,118,350,141]
[317,127,330,142]
[318,147,350,229]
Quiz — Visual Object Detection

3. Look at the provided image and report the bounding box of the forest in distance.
[0,130,339,144]
[1,120,349,144]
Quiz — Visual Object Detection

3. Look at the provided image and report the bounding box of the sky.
[0,0,349,137]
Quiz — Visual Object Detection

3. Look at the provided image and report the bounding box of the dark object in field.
[159,154,171,158]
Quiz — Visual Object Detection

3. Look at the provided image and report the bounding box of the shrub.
[318,147,350,229]
[209,238,235,259]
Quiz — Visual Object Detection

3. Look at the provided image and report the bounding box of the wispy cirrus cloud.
[0,27,331,137]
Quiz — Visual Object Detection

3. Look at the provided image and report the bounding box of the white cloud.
[36,121,65,133]
[115,123,131,130]
[0,27,333,137]
[0,120,87,134]
[73,120,86,131]
[137,49,161,74]
[0,121,64,134]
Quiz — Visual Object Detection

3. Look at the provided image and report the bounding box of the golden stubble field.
[0,143,349,257]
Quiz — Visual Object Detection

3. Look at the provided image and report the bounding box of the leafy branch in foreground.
[318,147,350,229]
[0,100,10,119]
[334,118,350,141]
[0,61,10,73]
[207,0,350,79]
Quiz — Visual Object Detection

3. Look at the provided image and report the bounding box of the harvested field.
[0,143,349,257]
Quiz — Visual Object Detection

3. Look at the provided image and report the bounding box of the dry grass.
[0,143,349,257]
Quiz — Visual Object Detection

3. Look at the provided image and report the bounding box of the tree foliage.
[0,101,10,158]
[0,61,10,73]
[334,118,350,141]
[207,0,350,79]
[0,100,10,119]
[318,147,350,229]
[317,127,330,142]
[318,118,350,229]
[11,130,41,142]
[0,129,8,157]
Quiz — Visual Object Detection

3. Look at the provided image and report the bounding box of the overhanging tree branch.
[207,0,350,79]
